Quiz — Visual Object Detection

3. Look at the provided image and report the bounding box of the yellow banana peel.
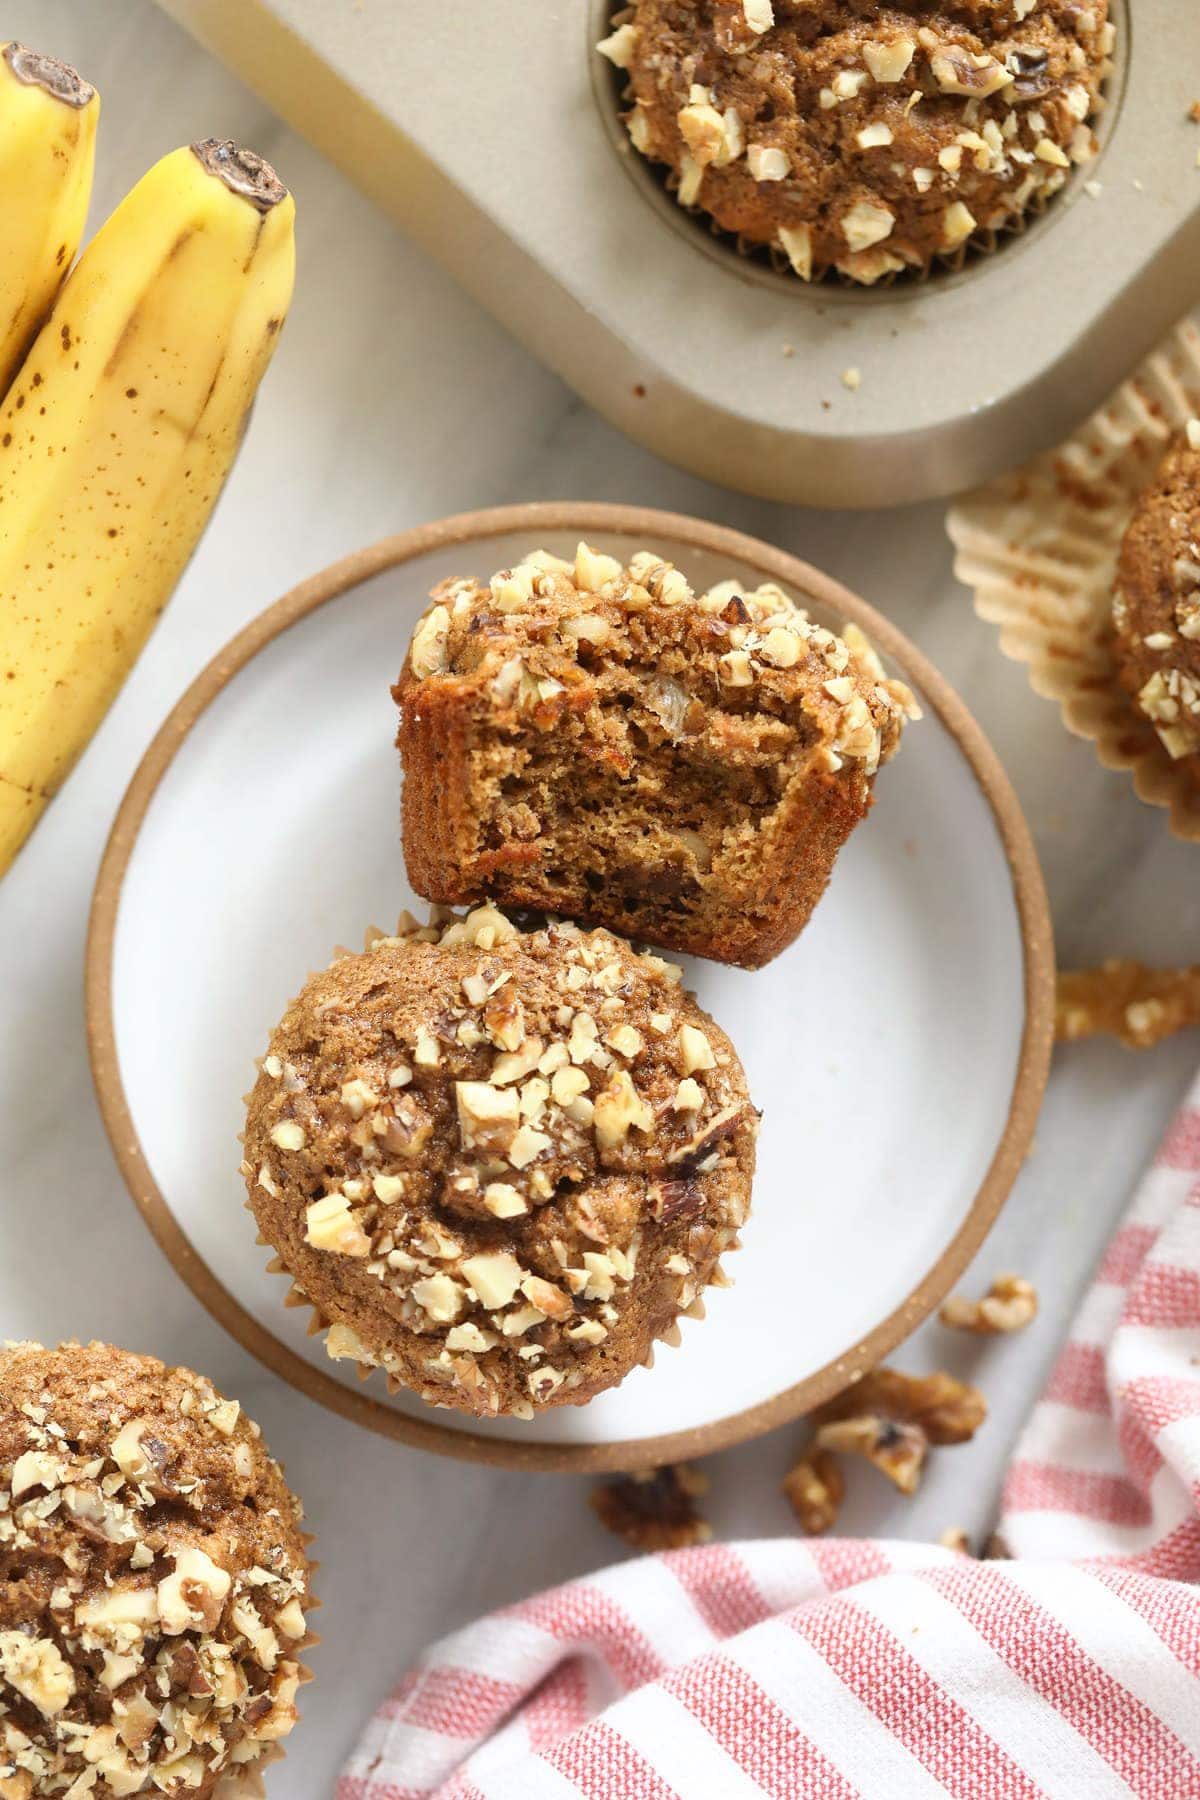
[0,41,98,394]
[0,139,295,873]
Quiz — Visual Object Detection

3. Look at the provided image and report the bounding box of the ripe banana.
[0,139,295,872]
[0,41,98,395]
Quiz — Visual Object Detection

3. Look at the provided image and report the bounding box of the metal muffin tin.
[158,0,1199,507]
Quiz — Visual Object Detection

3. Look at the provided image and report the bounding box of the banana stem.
[191,138,287,211]
[3,41,94,108]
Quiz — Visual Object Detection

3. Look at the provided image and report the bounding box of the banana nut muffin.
[242,906,757,1420]
[0,1341,311,1799]
[1112,425,1200,789]
[394,544,920,968]
[598,1,1113,283]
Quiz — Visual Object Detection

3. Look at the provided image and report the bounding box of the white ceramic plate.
[88,504,1053,1472]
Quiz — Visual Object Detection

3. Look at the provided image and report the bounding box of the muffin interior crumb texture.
[600,0,1113,283]
[1113,425,1200,786]
[0,1341,310,1799]
[242,908,758,1420]
[395,544,919,967]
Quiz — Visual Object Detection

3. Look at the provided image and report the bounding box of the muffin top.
[243,908,758,1418]
[0,1341,310,1799]
[601,1,1113,282]
[401,543,917,782]
[1113,427,1200,780]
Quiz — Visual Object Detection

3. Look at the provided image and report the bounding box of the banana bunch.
[0,42,98,394]
[0,74,295,873]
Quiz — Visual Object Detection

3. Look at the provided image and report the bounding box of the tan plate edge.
[85,501,1056,1475]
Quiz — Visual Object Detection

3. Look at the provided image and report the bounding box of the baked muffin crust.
[0,1342,310,1799]
[242,907,757,1419]
[600,1,1113,282]
[1113,426,1200,787]
[395,545,919,968]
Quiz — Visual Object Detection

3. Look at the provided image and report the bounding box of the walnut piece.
[940,1274,1038,1335]
[814,1415,928,1494]
[939,1526,972,1554]
[1056,961,1200,1050]
[591,1464,711,1551]
[782,1446,844,1534]
[816,1367,987,1446]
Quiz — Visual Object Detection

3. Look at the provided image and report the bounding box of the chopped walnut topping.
[158,1545,231,1634]
[940,1274,1038,1335]
[930,46,1014,98]
[782,1446,844,1534]
[269,1119,306,1152]
[864,36,915,83]
[841,198,895,251]
[0,1633,75,1717]
[591,1464,711,1550]
[409,603,451,678]
[461,1252,525,1310]
[597,21,638,68]
[305,1193,371,1257]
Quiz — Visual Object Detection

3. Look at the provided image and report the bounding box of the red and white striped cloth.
[339,1075,1200,1800]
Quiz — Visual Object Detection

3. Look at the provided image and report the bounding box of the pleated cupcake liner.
[947,314,1200,842]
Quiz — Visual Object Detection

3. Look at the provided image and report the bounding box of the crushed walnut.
[0,1342,310,1798]
[782,1445,844,1534]
[591,1463,711,1550]
[782,1367,987,1518]
[814,1414,929,1494]
[941,1275,1038,1335]
[1057,961,1200,1050]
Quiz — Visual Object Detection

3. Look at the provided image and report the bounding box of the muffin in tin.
[0,1340,312,1798]
[394,543,918,968]
[242,906,757,1420]
[599,1,1113,283]
[1113,425,1200,787]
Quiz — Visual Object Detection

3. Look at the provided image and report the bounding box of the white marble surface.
[1,4,1198,1794]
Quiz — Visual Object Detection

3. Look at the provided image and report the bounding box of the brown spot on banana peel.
[191,138,287,212]
[3,42,95,108]
[0,771,49,802]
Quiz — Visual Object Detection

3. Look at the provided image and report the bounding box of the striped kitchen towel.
[339,1074,1200,1800]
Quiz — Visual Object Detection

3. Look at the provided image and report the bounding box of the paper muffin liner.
[947,315,1200,842]
[662,162,1048,290]
[244,920,745,1422]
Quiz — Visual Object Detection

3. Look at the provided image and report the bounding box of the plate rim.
[85,500,1055,1474]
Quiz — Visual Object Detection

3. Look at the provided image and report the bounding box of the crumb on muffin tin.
[599,0,1114,284]
[242,907,758,1421]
